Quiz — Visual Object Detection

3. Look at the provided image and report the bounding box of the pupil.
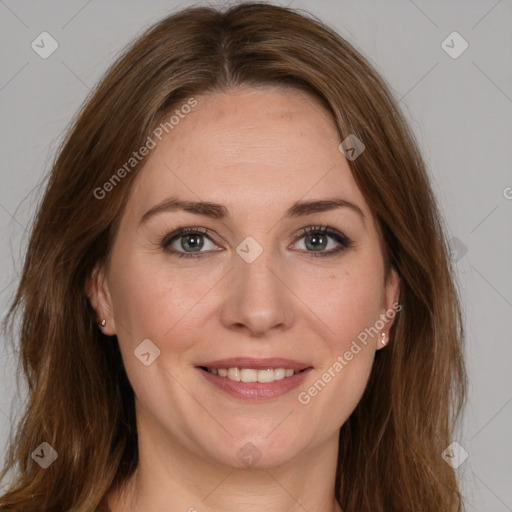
[306,234,326,251]
[182,234,204,252]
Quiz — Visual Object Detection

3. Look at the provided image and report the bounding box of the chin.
[206,432,308,470]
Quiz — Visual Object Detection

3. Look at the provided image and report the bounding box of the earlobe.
[85,265,116,335]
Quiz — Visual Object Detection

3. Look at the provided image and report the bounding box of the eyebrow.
[139,196,366,225]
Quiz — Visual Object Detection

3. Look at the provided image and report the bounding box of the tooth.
[274,368,285,380]
[210,367,301,381]
[240,369,258,383]
[228,367,240,381]
[257,369,275,383]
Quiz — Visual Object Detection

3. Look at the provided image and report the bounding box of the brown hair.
[0,3,466,511]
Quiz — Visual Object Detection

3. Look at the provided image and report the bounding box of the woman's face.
[89,86,400,469]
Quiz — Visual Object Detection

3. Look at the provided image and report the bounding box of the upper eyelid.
[162,225,350,249]
[164,224,340,239]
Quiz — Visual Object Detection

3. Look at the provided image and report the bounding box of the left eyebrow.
[284,199,365,225]
[139,196,366,226]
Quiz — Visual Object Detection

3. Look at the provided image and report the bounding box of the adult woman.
[0,2,466,511]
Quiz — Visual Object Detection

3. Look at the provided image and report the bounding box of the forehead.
[126,86,371,224]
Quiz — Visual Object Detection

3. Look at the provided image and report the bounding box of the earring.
[99,319,106,327]
[381,332,388,346]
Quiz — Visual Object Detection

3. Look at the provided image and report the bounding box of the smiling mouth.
[199,366,308,383]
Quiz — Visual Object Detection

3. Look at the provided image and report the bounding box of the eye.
[291,225,353,257]
[161,227,220,258]
[161,225,353,259]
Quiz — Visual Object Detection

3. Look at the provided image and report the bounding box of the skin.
[87,85,400,512]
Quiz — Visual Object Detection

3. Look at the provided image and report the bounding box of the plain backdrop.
[0,1,511,510]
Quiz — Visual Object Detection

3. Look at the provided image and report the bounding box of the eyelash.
[160,224,353,259]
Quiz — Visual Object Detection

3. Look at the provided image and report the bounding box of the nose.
[219,246,295,337]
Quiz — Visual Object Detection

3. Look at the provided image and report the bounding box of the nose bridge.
[219,237,294,335]
[237,242,279,293]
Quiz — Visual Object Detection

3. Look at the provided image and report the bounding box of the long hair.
[0,3,466,511]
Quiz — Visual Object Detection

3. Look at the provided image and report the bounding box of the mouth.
[196,358,312,401]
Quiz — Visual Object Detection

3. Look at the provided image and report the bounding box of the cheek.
[107,254,202,401]
[316,260,385,347]
[316,270,381,380]
[108,248,216,352]
[298,255,384,418]
[108,258,166,340]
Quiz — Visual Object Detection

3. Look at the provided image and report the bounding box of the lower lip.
[197,368,312,401]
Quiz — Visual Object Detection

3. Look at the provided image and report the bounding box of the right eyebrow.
[140,198,228,225]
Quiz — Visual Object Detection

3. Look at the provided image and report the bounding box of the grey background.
[0,0,511,510]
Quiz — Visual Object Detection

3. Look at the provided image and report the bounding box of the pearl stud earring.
[381,332,388,346]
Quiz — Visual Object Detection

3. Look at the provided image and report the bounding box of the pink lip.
[196,357,310,371]
[196,358,313,401]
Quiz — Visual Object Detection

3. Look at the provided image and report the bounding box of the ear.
[376,266,401,350]
[85,264,116,336]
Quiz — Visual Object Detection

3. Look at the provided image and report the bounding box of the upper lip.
[197,357,311,371]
